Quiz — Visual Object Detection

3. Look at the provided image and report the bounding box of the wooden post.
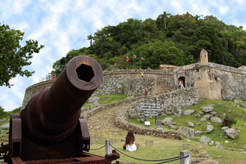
[180,150,191,164]
[105,139,111,155]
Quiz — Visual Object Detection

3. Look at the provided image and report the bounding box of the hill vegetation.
[51,11,246,75]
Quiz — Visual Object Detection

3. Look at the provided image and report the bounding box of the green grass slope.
[128,99,246,151]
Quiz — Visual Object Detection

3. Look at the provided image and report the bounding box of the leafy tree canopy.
[0,23,44,87]
[51,12,246,74]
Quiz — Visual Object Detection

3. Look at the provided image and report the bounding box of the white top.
[144,121,150,125]
[126,144,137,152]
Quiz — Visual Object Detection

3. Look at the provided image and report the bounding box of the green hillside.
[51,11,246,75]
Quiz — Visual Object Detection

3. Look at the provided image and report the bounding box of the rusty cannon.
[2,56,120,164]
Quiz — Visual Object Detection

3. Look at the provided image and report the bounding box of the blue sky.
[1,0,246,111]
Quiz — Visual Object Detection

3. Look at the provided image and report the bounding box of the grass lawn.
[90,130,246,164]
[127,98,246,163]
[90,134,192,164]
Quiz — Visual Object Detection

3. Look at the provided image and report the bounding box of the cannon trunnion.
[7,56,119,164]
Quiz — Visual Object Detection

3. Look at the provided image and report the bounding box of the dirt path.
[86,103,129,144]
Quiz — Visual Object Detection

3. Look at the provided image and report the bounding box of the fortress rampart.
[21,50,246,110]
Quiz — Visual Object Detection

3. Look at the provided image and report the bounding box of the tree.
[162,11,171,29]
[52,12,246,70]
[0,23,44,87]
[87,34,94,46]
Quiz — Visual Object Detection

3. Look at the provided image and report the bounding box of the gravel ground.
[86,103,129,144]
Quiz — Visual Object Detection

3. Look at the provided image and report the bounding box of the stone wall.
[21,79,55,110]
[207,63,246,100]
[172,62,246,101]
[94,69,174,96]
[21,61,246,109]
[123,87,201,119]
[113,87,200,140]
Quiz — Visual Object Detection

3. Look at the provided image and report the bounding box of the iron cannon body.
[2,56,119,164]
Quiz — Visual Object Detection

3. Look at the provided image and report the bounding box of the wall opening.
[178,77,185,88]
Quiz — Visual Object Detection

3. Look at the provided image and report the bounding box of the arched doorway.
[178,76,185,88]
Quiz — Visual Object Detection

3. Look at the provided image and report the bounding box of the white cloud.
[12,0,31,14]
[218,4,229,15]
[170,1,186,14]
[233,0,244,5]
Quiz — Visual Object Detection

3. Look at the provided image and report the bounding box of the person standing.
[181,81,184,89]
[145,86,148,98]
[141,70,144,77]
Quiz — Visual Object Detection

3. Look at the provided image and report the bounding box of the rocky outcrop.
[181,127,194,139]
[211,117,222,123]
[201,106,214,113]
[225,127,238,139]
[187,122,194,127]
[206,125,214,133]
[221,89,235,101]
[183,110,196,116]
[200,136,211,145]
[195,130,203,135]
[161,117,173,126]
[174,108,182,117]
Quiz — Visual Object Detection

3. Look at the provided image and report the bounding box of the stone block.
[206,125,214,133]
[201,106,214,113]
[181,127,194,139]
[187,122,194,127]
[156,121,163,130]
[211,117,222,123]
[161,117,173,126]
[200,136,211,145]
[225,127,238,139]
[183,110,195,116]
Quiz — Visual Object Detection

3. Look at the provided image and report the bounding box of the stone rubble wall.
[114,98,183,140]
[93,69,174,96]
[207,63,246,100]
[124,87,201,119]
[114,87,200,140]
[93,76,174,97]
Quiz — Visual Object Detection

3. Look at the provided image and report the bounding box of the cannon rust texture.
[5,56,120,164]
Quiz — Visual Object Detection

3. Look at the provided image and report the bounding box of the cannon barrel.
[21,56,103,143]
[6,56,120,163]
